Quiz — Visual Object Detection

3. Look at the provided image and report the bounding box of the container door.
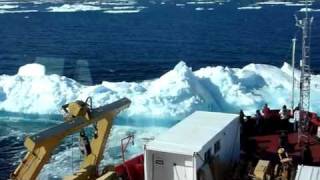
[173,164,193,180]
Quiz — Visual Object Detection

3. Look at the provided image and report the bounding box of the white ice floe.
[299,7,320,12]
[285,3,312,7]
[256,1,293,5]
[0,1,20,5]
[176,4,185,7]
[256,1,313,7]
[1,61,320,117]
[17,63,46,77]
[102,1,137,6]
[104,9,141,14]
[187,1,216,5]
[47,4,102,12]
[195,7,204,11]
[238,6,262,10]
[103,6,146,14]
[83,1,101,5]
[0,9,38,13]
[112,6,136,10]
[0,4,18,9]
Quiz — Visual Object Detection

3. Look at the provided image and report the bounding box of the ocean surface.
[0,1,320,179]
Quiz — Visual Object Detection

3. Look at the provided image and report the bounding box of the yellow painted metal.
[254,160,270,180]
[11,98,131,180]
[96,171,117,180]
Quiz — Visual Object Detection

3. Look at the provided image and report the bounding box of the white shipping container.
[144,111,240,180]
[295,165,320,180]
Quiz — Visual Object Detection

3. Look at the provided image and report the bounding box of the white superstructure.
[144,111,240,180]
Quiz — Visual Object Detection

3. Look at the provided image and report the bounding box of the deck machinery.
[11,98,131,180]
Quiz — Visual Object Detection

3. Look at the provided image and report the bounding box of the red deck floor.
[254,133,320,165]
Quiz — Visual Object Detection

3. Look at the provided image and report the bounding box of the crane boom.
[11,98,131,180]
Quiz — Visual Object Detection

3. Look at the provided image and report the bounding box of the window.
[214,140,221,154]
[204,148,212,163]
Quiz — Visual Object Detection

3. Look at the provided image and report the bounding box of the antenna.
[296,0,313,145]
[291,38,296,111]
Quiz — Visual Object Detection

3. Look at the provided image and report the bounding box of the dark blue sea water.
[0,2,319,83]
[0,1,320,179]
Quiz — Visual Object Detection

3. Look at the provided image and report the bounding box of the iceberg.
[3,61,320,179]
[1,61,320,118]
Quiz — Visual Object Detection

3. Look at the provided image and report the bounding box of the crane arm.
[11,98,131,180]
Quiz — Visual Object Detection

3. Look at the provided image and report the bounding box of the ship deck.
[254,132,320,165]
[241,109,320,166]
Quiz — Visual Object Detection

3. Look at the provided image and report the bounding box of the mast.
[296,0,313,145]
[291,38,296,111]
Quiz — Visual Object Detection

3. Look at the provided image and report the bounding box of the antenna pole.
[291,38,296,111]
[296,0,313,145]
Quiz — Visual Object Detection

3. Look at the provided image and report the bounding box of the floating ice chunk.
[196,1,216,4]
[0,4,18,9]
[195,7,204,11]
[299,8,320,12]
[187,1,216,5]
[103,7,145,14]
[102,1,137,6]
[256,1,293,5]
[0,1,22,6]
[83,1,101,5]
[238,6,262,10]
[47,4,102,12]
[17,63,46,77]
[104,9,141,14]
[112,6,136,10]
[176,4,185,7]
[285,3,311,6]
[0,9,38,14]
[0,65,81,114]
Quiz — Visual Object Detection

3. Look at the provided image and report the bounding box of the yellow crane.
[11,97,131,180]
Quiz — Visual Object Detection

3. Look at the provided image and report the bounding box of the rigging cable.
[72,133,74,173]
